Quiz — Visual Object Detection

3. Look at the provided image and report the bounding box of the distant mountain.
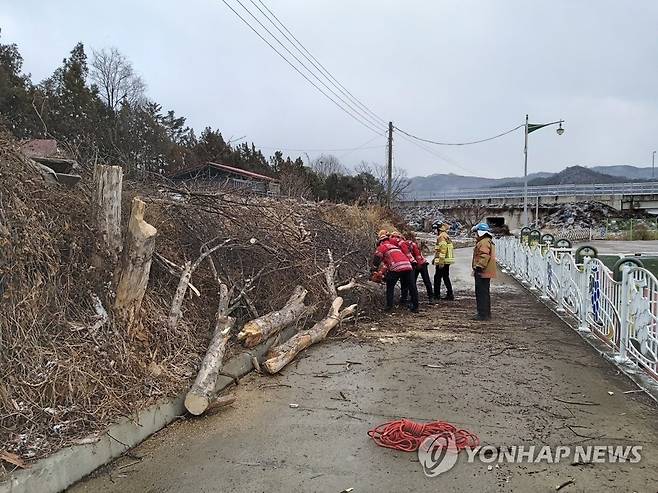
[527,166,625,186]
[406,164,655,194]
[406,171,552,193]
[591,165,656,180]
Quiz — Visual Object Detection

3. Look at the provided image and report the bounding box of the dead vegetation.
[0,132,398,467]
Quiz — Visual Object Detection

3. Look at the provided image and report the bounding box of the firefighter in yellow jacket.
[471,223,496,320]
[433,223,454,301]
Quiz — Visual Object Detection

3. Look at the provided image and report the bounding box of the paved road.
[575,240,658,254]
[70,249,658,492]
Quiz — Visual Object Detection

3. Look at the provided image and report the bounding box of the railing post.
[556,257,566,312]
[615,266,631,363]
[540,251,549,299]
[578,258,591,332]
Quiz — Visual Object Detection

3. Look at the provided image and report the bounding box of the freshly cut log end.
[184,393,210,416]
[238,285,308,348]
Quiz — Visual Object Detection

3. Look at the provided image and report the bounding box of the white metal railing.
[400,181,658,202]
[497,237,658,380]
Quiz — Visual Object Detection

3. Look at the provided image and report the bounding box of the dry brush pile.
[0,133,396,468]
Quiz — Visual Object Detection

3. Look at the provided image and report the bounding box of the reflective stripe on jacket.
[472,235,496,278]
[374,240,413,272]
[435,231,454,266]
[406,240,427,266]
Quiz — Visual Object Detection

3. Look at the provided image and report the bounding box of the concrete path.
[70,249,658,492]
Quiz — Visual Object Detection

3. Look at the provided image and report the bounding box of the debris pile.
[539,201,654,231]
[538,201,616,229]
[0,131,392,466]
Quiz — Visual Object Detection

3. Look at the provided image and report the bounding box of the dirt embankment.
[0,132,400,467]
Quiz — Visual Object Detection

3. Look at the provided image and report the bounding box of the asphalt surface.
[69,249,658,493]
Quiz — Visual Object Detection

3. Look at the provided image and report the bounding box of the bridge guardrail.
[401,181,658,202]
[496,236,658,380]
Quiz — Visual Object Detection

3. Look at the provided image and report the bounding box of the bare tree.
[311,153,345,178]
[90,47,146,112]
[357,161,410,204]
[279,167,312,199]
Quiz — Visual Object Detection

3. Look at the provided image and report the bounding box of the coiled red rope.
[368,419,479,452]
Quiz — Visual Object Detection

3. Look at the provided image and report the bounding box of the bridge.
[400,181,658,213]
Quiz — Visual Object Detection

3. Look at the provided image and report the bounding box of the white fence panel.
[496,236,658,381]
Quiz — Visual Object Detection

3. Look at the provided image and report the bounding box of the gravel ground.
[69,250,658,493]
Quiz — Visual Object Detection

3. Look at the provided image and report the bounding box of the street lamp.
[523,114,565,227]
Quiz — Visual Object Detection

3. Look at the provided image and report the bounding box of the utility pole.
[387,121,393,208]
[652,150,656,179]
[523,114,529,227]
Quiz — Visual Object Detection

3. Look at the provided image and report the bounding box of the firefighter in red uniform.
[400,238,433,303]
[372,230,419,312]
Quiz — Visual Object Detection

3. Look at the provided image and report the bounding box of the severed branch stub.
[263,297,357,374]
[237,285,309,348]
[185,283,235,416]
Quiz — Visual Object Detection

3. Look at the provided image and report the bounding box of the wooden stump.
[185,284,235,415]
[237,285,309,348]
[114,197,157,331]
[263,297,357,374]
[92,164,123,268]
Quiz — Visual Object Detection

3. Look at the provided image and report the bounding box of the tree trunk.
[263,297,357,374]
[92,164,123,268]
[114,197,157,332]
[237,285,309,348]
[185,284,235,416]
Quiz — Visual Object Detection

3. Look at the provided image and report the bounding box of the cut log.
[263,297,357,374]
[92,164,123,268]
[337,278,358,292]
[114,197,157,331]
[237,285,309,348]
[185,284,235,415]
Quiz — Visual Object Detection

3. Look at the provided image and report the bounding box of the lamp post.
[523,115,565,227]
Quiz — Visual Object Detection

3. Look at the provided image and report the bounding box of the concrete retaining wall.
[1,325,300,493]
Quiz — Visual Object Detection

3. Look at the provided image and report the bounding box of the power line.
[254,0,387,127]
[237,0,385,131]
[396,131,480,176]
[394,123,526,146]
[220,0,385,135]
[226,0,386,134]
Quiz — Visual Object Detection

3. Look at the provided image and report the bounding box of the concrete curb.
[1,325,300,493]
[502,269,658,405]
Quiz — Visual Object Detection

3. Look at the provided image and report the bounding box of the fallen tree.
[263,297,357,374]
[184,283,235,416]
[237,285,309,348]
[263,250,358,373]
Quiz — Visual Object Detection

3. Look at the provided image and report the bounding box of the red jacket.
[373,240,413,273]
[406,240,427,266]
[389,236,415,263]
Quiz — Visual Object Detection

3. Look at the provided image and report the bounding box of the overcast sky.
[2,1,657,178]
